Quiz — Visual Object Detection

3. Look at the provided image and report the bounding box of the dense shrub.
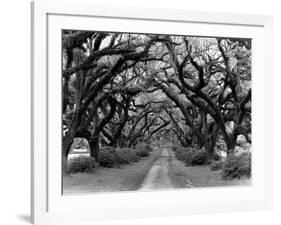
[147,145,154,152]
[182,150,193,165]
[67,156,97,174]
[136,143,151,157]
[127,148,141,162]
[116,147,142,164]
[138,148,150,157]
[210,161,224,171]
[142,143,153,152]
[174,147,208,166]
[222,152,251,179]
[190,149,207,165]
[99,146,116,168]
[99,147,142,168]
[184,149,208,166]
[115,148,131,164]
[175,146,221,166]
[174,147,188,161]
[174,147,194,161]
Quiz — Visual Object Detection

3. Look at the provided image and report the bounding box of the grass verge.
[63,148,161,194]
[168,148,251,188]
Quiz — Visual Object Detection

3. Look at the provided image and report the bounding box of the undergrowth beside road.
[170,148,251,188]
[63,148,161,194]
[173,145,251,181]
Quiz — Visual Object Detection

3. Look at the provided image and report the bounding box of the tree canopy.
[62,30,251,169]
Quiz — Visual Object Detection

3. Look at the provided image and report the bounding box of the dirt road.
[139,147,182,190]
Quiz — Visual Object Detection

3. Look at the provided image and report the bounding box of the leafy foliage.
[174,147,209,166]
[127,148,141,162]
[185,149,208,166]
[99,146,143,168]
[174,146,193,161]
[137,148,150,157]
[99,146,116,168]
[222,152,251,179]
[116,148,141,164]
[67,156,97,174]
[209,161,224,171]
[136,143,152,157]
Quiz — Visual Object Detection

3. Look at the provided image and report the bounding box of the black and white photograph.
[62,30,252,194]
[1,0,279,224]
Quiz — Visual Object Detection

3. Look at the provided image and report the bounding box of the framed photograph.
[31,1,273,224]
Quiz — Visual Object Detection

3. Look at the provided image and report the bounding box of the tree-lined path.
[62,30,252,193]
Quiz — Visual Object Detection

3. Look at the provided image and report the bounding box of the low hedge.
[128,148,141,162]
[138,148,150,157]
[116,148,141,164]
[174,147,208,166]
[222,152,251,179]
[136,143,151,157]
[174,145,221,166]
[67,156,97,174]
[209,161,224,171]
[99,146,116,168]
[99,147,143,168]
[184,149,208,166]
[174,146,194,161]
[116,149,131,164]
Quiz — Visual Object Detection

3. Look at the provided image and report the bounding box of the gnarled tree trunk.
[89,136,100,162]
[62,134,74,173]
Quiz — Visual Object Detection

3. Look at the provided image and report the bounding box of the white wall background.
[0,0,279,224]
